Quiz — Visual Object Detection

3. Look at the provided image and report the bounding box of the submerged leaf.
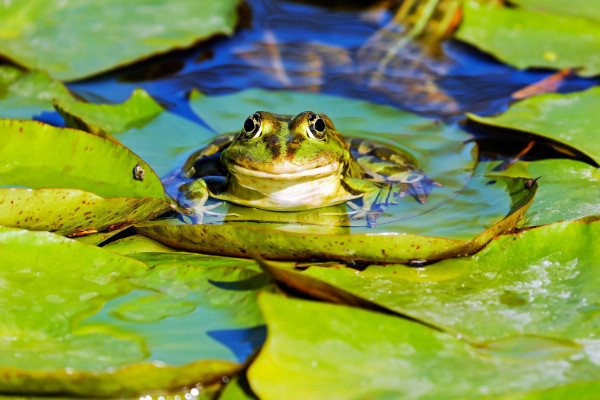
[248,293,600,400]
[0,228,267,396]
[0,0,242,81]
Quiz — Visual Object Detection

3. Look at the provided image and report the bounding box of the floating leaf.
[468,87,600,165]
[478,160,600,227]
[456,0,600,76]
[260,219,600,345]
[0,120,169,235]
[511,0,600,22]
[55,88,215,177]
[248,293,600,400]
[102,234,180,254]
[138,174,535,262]
[0,227,267,396]
[0,189,168,236]
[0,65,72,120]
[0,0,242,81]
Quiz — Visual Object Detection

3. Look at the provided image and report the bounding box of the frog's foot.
[346,201,388,228]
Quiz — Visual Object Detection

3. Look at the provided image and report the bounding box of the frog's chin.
[228,162,341,180]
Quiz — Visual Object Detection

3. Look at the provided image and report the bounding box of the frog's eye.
[307,112,326,140]
[242,112,262,140]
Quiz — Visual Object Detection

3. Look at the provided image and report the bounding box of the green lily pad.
[0,227,267,396]
[103,234,181,254]
[55,88,216,177]
[478,159,600,227]
[248,293,600,400]
[456,0,600,76]
[0,119,169,235]
[0,188,168,236]
[138,173,536,262]
[468,87,600,165]
[0,65,73,120]
[260,218,600,345]
[512,0,600,22]
[73,225,129,245]
[0,0,242,81]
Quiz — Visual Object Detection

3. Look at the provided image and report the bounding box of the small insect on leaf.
[133,164,145,181]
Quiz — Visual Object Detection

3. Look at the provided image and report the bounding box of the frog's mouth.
[228,161,341,181]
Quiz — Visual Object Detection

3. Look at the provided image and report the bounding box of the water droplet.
[190,388,199,396]
[311,360,318,367]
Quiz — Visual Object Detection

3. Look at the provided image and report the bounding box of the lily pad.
[468,87,600,165]
[0,227,268,396]
[138,174,535,263]
[511,0,600,22]
[55,88,216,177]
[102,234,181,254]
[0,119,169,235]
[0,0,242,81]
[0,65,73,120]
[456,0,600,76]
[0,188,168,236]
[260,218,600,345]
[478,159,600,227]
[248,293,600,400]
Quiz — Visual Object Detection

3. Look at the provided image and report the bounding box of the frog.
[173,111,439,227]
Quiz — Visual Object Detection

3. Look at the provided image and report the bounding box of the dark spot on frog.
[486,180,496,185]
[262,133,281,158]
[285,132,305,159]
[500,290,527,307]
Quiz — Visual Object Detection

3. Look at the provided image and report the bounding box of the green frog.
[175,111,438,227]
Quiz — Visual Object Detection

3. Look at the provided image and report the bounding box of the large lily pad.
[259,218,600,345]
[468,87,600,165]
[55,88,216,177]
[456,0,600,76]
[0,119,169,235]
[512,0,600,22]
[137,174,536,262]
[0,0,242,81]
[248,293,600,400]
[478,159,600,227]
[0,65,73,121]
[0,227,268,396]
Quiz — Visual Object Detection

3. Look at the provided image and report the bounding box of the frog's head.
[221,111,350,180]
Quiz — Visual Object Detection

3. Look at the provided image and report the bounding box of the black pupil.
[244,117,255,133]
[314,118,325,133]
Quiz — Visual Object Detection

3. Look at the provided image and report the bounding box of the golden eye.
[306,112,326,140]
[242,112,262,140]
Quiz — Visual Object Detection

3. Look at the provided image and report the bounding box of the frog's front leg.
[343,177,387,228]
[178,177,228,224]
